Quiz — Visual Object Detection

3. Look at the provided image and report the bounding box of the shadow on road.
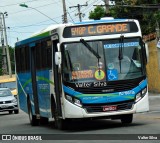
[44,119,146,132]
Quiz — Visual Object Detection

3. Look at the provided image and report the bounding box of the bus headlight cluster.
[65,95,82,107]
[135,87,147,102]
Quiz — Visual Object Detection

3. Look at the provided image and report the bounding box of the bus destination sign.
[63,22,138,38]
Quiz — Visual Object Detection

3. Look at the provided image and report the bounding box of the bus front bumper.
[63,92,149,119]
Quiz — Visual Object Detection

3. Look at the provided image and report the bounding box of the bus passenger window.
[47,47,52,68]
[46,40,52,69]
[35,43,42,70]
[40,39,52,69]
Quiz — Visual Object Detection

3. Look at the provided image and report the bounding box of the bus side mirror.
[55,52,62,65]
[145,43,149,63]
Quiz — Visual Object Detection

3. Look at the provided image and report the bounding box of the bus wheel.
[121,114,133,124]
[56,118,67,130]
[40,117,49,125]
[51,96,67,130]
[54,112,67,130]
[27,100,39,126]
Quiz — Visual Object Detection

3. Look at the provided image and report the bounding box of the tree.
[9,46,15,74]
[109,0,160,35]
[89,1,160,35]
[89,6,106,20]
[0,46,15,75]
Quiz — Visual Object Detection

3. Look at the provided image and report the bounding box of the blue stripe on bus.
[17,70,51,117]
[63,79,147,104]
[63,85,82,97]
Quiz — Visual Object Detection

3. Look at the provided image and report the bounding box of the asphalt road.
[0,94,160,143]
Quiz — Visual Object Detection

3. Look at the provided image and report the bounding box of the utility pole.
[101,0,110,14]
[95,1,115,14]
[1,12,12,78]
[69,3,88,22]
[156,20,160,41]
[0,14,7,75]
[105,0,109,14]
[62,0,68,23]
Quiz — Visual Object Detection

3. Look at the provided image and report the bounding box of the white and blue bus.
[15,18,149,129]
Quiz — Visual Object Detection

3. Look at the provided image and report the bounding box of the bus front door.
[52,40,63,126]
[30,45,40,119]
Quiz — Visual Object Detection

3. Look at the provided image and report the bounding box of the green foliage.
[89,6,106,20]
[9,46,15,74]
[0,46,15,76]
[109,0,160,35]
[89,0,160,35]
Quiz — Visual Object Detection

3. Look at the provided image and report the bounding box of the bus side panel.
[17,70,52,117]
[36,70,51,118]
[17,72,32,113]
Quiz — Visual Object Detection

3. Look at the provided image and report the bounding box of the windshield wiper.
[80,39,103,76]
[118,35,124,73]
[66,50,73,71]
[80,39,101,59]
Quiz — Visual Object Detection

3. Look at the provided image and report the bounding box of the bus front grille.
[83,101,134,113]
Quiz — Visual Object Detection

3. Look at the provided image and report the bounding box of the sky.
[0,0,108,47]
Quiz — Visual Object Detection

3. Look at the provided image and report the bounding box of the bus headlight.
[74,98,82,107]
[65,94,82,107]
[135,87,147,102]
[142,87,147,95]
[135,92,141,102]
[66,95,73,102]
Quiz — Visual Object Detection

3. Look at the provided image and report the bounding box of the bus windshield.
[62,37,144,82]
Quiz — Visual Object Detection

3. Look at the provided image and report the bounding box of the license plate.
[103,105,117,112]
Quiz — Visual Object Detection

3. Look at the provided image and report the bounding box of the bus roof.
[15,18,137,47]
[15,23,68,47]
[31,24,65,37]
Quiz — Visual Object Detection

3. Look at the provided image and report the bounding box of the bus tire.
[51,95,67,130]
[121,114,133,124]
[53,110,60,129]
[51,95,56,118]
[40,117,49,125]
[27,97,39,126]
[56,117,67,130]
